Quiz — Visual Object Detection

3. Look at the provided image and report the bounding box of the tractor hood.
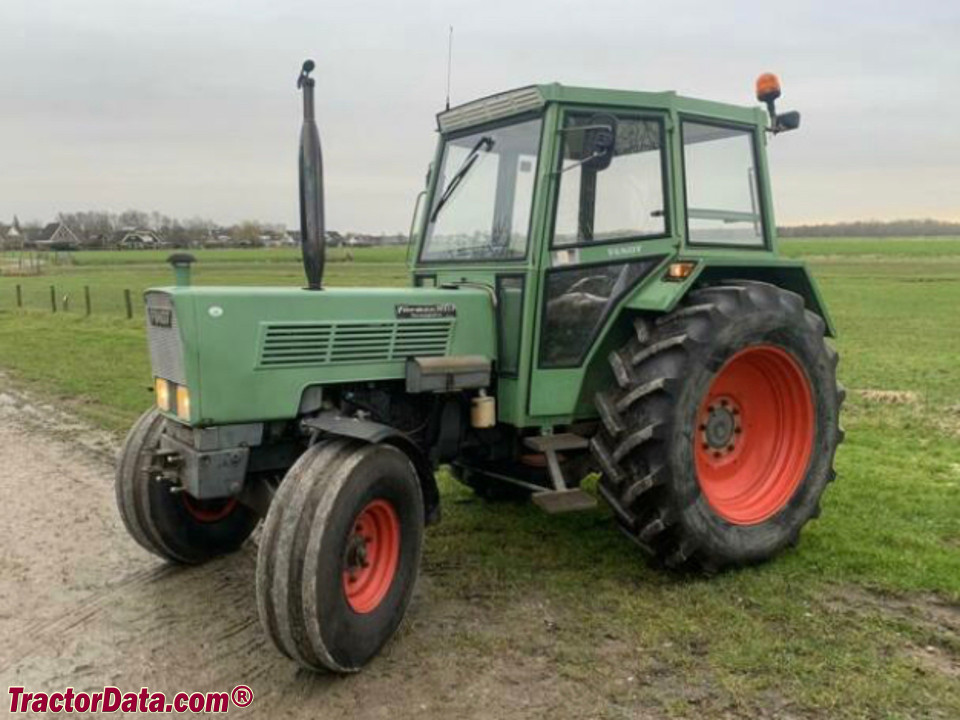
[144,285,497,426]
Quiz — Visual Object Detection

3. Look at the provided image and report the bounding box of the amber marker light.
[756,72,781,103]
[665,261,697,282]
[176,385,191,421]
[155,378,171,411]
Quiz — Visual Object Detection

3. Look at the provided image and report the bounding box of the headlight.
[176,385,191,421]
[155,378,171,411]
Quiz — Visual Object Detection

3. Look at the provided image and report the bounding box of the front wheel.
[591,281,844,572]
[256,439,424,672]
[114,408,259,564]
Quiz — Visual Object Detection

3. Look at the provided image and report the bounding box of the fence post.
[84,286,91,316]
[124,289,133,319]
[50,285,57,313]
[16,284,22,308]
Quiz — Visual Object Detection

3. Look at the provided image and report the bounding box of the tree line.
[50,210,288,247]
[777,219,960,238]
[4,210,410,249]
[8,210,959,247]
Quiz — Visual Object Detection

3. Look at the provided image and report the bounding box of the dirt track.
[0,392,630,719]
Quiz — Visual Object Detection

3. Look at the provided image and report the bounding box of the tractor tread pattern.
[591,281,844,572]
[255,438,360,672]
[115,408,175,559]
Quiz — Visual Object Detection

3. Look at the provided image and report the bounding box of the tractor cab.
[410,84,821,428]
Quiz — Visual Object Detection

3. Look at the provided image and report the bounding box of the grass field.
[1,238,958,717]
[0,246,408,316]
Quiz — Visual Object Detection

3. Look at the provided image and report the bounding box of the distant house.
[113,229,163,249]
[30,222,80,251]
[285,230,343,247]
[1,217,26,250]
[262,231,297,248]
[198,232,233,248]
[344,233,379,248]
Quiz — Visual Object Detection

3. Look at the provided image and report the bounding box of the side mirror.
[558,113,618,174]
[775,111,801,132]
[582,114,617,171]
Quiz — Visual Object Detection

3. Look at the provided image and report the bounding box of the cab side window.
[540,258,662,368]
[682,122,765,247]
[553,115,667,246]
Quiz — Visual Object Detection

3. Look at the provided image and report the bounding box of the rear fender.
[624,261,835,337]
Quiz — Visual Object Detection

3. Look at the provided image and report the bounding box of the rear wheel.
[256,440,424,672]
[591,281,844,571]
[115,408,259,564]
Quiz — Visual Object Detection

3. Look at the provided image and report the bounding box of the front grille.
[144,292,186,384]
[258,320,453,368]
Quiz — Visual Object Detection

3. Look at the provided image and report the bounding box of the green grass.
[1,238,958,717]
[0,246,409,316]
[781,235,960,258]
[2,244,408,266]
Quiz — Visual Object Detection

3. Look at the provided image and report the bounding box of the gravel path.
[0,390,609,719]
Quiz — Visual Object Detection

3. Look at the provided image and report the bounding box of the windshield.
[421,118,542,262]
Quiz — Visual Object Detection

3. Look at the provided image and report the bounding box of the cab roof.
[437,83,767,134]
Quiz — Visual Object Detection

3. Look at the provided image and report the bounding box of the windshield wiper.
[430,136,494,222]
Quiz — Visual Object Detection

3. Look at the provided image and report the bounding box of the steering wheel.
[566,275,611,296]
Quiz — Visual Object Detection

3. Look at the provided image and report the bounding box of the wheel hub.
[693,345,815,525]
[344,533,371,578]
[699,397,742,456]
[342,499,401,614]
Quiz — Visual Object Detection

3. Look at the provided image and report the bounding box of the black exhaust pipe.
[297,59,325,290]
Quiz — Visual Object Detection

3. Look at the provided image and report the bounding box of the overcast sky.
[2,0,957,232]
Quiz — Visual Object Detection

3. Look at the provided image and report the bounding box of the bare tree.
[182,216,215,247]
[233,220,264,247]
[118,209,150,230]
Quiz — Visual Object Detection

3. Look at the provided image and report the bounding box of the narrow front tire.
[256,440,424,672]
[114,408,259,564]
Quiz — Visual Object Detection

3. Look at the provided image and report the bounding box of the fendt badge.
[147,307,173,328]
[395,303,457,319]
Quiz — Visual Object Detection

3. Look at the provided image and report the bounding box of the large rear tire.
[591,281,844,572]
[256,440,424,672]
[115,408,259,564]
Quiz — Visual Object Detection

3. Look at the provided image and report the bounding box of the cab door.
[411,113,551,426]
[528,109,676,419]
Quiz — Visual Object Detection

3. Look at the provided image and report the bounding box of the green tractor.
[116,63,843,672]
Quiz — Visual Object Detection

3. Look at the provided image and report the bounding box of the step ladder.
[523,433,597,514]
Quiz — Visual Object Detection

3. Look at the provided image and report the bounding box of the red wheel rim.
[343,499,401,614]
[694,345,815,525]
[182,495,238,523]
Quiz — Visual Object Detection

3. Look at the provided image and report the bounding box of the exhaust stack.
[297,59,325,290]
